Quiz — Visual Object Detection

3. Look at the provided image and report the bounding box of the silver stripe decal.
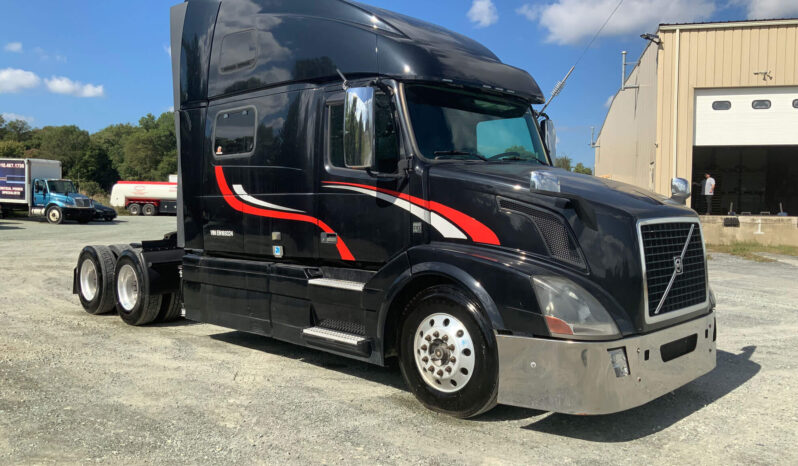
[654,224,695,315]
[308,278,365,292]
[232,184,305,213]
[323,185,468,240]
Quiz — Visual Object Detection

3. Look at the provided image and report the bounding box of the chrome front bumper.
[497,312,716,415]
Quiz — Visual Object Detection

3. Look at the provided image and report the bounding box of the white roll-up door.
[694,87,798,146]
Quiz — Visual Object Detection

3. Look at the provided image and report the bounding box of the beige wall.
[595,43,658,189]
[656,21,798,195]
[597,19,798,196]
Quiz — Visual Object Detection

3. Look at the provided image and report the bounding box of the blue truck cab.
[31,178,95,224]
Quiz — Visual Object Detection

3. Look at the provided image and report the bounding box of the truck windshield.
[404,84,548,165]
[47,180,77,194]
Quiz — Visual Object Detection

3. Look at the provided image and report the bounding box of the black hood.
[430,162,695,220]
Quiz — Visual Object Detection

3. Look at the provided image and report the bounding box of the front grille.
[74,198,91,208]
[498,198,586,269]
[640,221,707,317]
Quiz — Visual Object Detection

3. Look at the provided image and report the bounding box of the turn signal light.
[544,315,574,335]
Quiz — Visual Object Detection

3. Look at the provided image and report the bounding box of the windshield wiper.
[433,150,487,161]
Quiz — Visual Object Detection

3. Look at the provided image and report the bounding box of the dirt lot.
[1,216,796,464]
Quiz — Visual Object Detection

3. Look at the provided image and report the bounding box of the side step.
[307,278,365,292]
[301,326,371,357]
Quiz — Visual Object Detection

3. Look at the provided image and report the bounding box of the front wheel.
[46,206,64,224]
[398,285,499,418]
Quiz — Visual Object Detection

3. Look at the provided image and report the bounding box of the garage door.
[695,87,798,146]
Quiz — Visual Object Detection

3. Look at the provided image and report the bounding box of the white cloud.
[33,46,67,63]
[604,95,614,108]
[1,113,34,123]
[0,68,41,93]
[468,0,499,28]
[44,76,105,98]
[4,42,23,53]
[516,4,537,21]
[518,0,716,45]
[163,44,172,58]
[735,0,798,18]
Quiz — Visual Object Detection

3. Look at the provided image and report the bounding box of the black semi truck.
[73,0,716,418]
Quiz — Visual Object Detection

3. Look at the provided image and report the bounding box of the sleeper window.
[214,108,256,156]
[328,94,399,173]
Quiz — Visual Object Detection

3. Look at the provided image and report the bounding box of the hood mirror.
[670,177,690,204]
[343,87,376,169]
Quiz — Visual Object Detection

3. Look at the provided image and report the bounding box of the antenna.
[537,0,625,114]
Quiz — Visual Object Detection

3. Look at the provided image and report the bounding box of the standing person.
[702,172,715,215]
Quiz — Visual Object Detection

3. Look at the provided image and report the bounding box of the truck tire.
[114,252,162,326]
[142,203,156,216]
[128,204,141,216]
[155,291,183,323]
[76,245,118,315]
[109,243,136,258]
[46,205,64,224]
[398,285,499,418]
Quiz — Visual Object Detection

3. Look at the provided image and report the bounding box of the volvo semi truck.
[72,0,716,418]
[1,158,95,224]
[109,175,178,216]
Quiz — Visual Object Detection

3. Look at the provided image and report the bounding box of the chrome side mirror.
[540,118,557,160]
[343,87,375,169]
[671,177,690,204]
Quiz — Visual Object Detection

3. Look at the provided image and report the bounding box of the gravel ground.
[0,215,796,464]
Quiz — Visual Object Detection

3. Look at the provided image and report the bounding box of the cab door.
[32,179,47,206]
[317,90,409,265]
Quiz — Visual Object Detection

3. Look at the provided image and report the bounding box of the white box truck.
[0,158,95,224]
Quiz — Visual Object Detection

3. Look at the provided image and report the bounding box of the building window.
[214,108,256,157]
[793,99,798,109]
[752,100,771,110]
[712,100,731,110]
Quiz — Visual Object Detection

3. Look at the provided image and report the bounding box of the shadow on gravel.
[0,221,23,230]
[522,346,760,441]
[210,331,407,390]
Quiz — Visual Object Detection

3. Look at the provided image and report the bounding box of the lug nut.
[457,330,464,337]
[428,366,435,372]
[422,356,428,363]
[425,335,431,342]
[437,370,443,376]
[445,367,452,373]
[448,344,455,351]
[450,356,456,363]
[442,335,448,342]
[433,331,439,338]
[421,344,427,351]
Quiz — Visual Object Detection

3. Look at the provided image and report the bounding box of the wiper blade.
[433,150,487,161]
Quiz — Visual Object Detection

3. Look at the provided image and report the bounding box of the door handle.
[321,232,338,244]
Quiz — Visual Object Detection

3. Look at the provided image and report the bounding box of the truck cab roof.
[176,0,544,105]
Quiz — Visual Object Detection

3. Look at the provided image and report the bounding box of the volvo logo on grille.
[673,256,684,275]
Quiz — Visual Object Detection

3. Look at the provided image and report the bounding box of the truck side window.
[214,108,256,157]
[328,94,399,173]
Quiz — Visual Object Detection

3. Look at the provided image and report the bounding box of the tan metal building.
[595,19,798,216]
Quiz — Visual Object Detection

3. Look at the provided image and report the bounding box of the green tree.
[0,115,6,140]
[34,126,91,174]
[0,140,25,158]
[4,119,32,142]
[554,155,572,171]
[573,162,593,175]
[71,143,119,191]
[91,123,137,171]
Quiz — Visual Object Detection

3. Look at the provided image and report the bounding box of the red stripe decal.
[323,181,500,246]
[215,166,355,261]
[116,181,177,186]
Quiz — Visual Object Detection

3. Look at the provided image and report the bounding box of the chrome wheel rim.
[413,313,475,393]
[48,209,60,222]
[79,259,98,301]
[117,264,139,311]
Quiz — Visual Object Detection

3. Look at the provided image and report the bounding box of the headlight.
[532,276,620,339]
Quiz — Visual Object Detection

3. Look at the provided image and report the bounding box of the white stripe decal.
[323,185,468,240]
[232,184,305,213]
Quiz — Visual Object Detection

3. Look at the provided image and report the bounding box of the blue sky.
[2,0,796,168]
